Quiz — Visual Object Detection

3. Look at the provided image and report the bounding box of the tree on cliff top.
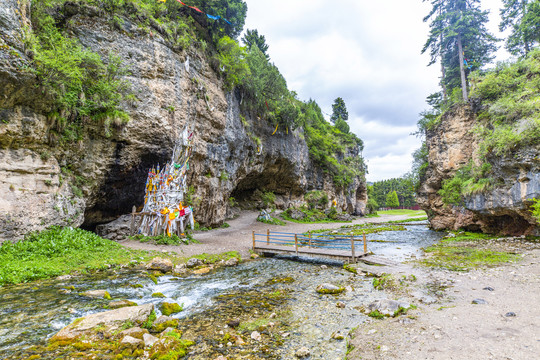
[422,0,498,101]
[242,29,270,59]
[500,0,540,56]
[330,97,348,124]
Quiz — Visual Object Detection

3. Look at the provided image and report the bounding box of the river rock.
[118,327,148,340]
[146,257,174,273]
[250,253,260,259]
[187,258,204,268]
[331,331,344,340]
[109,300,138,309]
[316,283,345,294]
[472,298,487,305]
[224,257,239,267]
[366,299,410,316]
[81,290,111,299]
[152,316,179,333]
[143,333,159,347]
[120,335,144,349]
[51,303,154,341]
[250,331,261,341]
[227,319,240,328]
[295,347,310,358]
[336,302,346,308]
[193,267,211,274]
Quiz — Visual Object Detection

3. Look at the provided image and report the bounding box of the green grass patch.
[281,206,352,224]
[0,226,152,286]
[386,216,428,223]
[419,233,520,271]
[377,209,426,216]
[189,251,240,265]
[308,223,406,237]
[257,217,286,226]
[130,234,199,245]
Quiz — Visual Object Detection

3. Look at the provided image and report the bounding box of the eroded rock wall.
[417,105,539,235]
[0,1,366,241]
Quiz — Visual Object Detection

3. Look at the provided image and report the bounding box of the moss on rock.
[160,302,183,316]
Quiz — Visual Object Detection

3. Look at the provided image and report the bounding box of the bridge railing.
[252,230,368,258]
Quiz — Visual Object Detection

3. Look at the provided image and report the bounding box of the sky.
[242,0,511,182]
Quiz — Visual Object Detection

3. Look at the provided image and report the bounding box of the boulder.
[51,303,154,341]
[295,347,310,358]
[151,316,179,333]
[224,257,239,267]
[118,327,148,340]
[143,333,159,347]
[250,331,261,341]
[316,283,345,294]
[109,300,138,309]
[145,257,174,273]
[288,209,306,220]
[81,290,111,300]
[186,258,204,268]
[120,335,144,349]
[193,267,211,274]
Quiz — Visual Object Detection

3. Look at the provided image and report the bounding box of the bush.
[304,190,328,210]
[261,191,276,208]
[215,36,250,90]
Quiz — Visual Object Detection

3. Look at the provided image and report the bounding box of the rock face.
[0,1,367,241]
[417,105,539,235]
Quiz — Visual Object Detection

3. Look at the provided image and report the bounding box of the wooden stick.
[363,232,367,254]
[295,234,298,255]
[252,230,255,250]
[309,232,312,248]
[130,205,136,236]
[267,229,270,245]
[351,234,355,260]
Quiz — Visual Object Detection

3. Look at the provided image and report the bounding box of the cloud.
[243,0,509,181]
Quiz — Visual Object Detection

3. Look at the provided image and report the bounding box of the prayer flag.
[188,5,203,13]
[207,14,220,20]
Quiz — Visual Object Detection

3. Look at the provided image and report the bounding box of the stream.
[0,224,445,359]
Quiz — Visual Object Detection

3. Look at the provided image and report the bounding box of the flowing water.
[0,225,444,359]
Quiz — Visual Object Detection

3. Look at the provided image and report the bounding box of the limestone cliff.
[0,0,367,241]
[417,105,539,235]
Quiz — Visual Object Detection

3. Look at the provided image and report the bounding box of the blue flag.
[207,14,220,20]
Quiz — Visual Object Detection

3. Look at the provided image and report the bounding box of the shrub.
[304,190,328,210]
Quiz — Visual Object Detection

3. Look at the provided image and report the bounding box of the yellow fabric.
[272,124,279,135]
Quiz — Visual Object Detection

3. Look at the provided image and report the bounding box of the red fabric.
[188,5,203,13]
[179,209,186,216]
[265,101,269,110]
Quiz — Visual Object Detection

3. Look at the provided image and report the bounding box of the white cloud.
[243,0,510,181]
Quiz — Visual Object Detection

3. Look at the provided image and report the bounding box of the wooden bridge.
[252,230,382,264]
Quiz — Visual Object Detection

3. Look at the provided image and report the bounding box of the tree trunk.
[457,33,468,101]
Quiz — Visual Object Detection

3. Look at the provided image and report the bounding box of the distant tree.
[500,0,540,56]
[386,191,400,208]
[242,29,270,59]
[330,97,348,124]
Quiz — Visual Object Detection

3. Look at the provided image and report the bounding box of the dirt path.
[348,249,540,360]
[118,211,414,258]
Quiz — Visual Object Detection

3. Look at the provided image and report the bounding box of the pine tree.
[500,0,540,56]
[242,29,270,59]
[422,0,498,101]
[330,97,348,124]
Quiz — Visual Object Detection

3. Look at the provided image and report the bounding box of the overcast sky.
[242,0,511,182]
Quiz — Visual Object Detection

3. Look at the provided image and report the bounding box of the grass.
[377,209,426,217]
[0,226,154,286]
[257,217,286,226]
[418,232,520,271]
[130,234,199,245]
[386,216,428,223]
[189,251,240,265]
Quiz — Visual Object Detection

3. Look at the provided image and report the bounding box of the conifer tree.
[242,29,270,59]
[422,0,498,101]
[330,97,348,124]
[500,0,540,56]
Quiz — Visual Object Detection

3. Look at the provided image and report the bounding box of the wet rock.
[295,346,310,358]
[56,275,72,281]
[52,303,154,341]
[80,290,111,300]
[120,335,144,349]
[331,331,344,340]
[187,258,204,268]
[505,312,517,317]
[250,331,261,341]
[483,286,494,291]
[118,327,148,340]
[160,302,183,316]
[145,257,173,273]
[152,292,166,298]
[320,265,328,269]
[472,299,487,305]
[316,283,345,294]
[227,319,240,328]
[224,257,239,267]
[109,300,138,309]
[58,289,71,295]
[336,302,346,308]
[152,316,179,333]
[173,264,187,275]
[366,299,410,316]
[143,333,159,347]
[250,253,260,259]
[193,267,211,274]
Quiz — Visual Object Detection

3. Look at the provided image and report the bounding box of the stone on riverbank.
[224,257,239,267]
[187,258,204,268]
[316,283,345,294]
[81,290,112,299]
[51,303,154,341]
[152,316,180,333]
[146,257,174,273]
[144,333,159,347]
[161,302,183,316]
[295,346,310,358]
[109,300,138,309]
[118,327,148,340]
[120,335,144,349]
[366,299,411,317]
